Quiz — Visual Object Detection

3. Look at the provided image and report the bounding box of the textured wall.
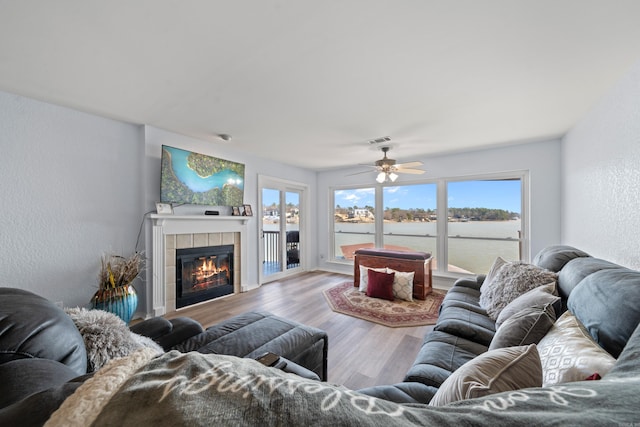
[0,91,144,308]
[562,60,640,269]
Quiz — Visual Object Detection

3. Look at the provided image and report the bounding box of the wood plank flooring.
[165,271,435,390]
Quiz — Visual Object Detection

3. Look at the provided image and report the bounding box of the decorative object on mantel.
[91,252,144,324]
[323,281,445,327]
[243,204,253,216]
[232,206,241,216]
[155,202,173,215]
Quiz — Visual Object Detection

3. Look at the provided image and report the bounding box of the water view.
[335,220,521,274]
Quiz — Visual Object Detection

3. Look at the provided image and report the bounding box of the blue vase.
[91,284,138,324]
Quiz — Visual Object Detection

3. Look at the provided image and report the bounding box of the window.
[333,188,376,260]
[383,183,439,270]
[330,173,526,275]
[447,179,522,274]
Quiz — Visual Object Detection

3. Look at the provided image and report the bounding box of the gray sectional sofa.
[358,245,640,405]
[1,245,639,425]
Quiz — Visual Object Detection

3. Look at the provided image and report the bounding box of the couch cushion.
[405,331,488,388]
[537,311,616,386]
[532,245,591,272]
[357,382,437,404]
[0,288,87,375]
[567,268,640,358]
[557,257,622,303]
[0,358,79,409]
[429,344,542,406]
[489,303,556,350]
[434,305,496,346]
[174,312,328,381]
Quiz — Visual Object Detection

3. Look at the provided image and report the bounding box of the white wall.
[316,139,563,284]
[142,126,318,300]
[561,60,640,269]
[0,91,145,307]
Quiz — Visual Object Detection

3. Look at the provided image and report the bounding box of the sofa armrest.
[279,357,320,381]
[130,317,173,339]
[452,274,485,291]
[131,317,204,351]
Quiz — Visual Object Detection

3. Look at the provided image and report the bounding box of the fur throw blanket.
[65,308,163,372]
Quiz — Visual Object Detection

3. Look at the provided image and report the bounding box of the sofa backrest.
[533,245,640,358]
[0,288,87,375]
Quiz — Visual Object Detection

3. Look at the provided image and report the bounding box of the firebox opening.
[176,244,234,308]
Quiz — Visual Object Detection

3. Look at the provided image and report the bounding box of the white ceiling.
[1,1,639,170]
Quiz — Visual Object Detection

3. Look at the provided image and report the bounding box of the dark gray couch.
[0,289,327,426]
[359,245,640,403]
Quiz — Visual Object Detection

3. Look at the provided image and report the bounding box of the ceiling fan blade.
[395,161,423,169]
[396,168,425,174]
[346,169,376,176]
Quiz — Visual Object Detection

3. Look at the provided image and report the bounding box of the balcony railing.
[263,231,300,274]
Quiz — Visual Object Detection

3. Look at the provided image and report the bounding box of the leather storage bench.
[354,248,433,299]
[170,311,329,381]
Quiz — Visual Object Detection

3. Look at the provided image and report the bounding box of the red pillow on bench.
[366,269,395,301]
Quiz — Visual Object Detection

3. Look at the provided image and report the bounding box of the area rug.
[323,282,446,328]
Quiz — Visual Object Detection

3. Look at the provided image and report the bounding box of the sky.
[333,180,522,213]
[261,180,522,214]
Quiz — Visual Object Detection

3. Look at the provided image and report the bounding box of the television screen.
[160,145,244,206]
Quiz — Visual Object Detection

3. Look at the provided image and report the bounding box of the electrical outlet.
[54,301,64,309]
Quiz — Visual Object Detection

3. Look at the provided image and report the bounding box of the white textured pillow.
[429,344,542,406]
[479,261,558,320]
[480,256,508,294]
[386,268,414,302]
[358,266,388,292]
[537,311,616,386]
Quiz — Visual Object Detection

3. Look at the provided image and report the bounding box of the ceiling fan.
[350,146,426,183]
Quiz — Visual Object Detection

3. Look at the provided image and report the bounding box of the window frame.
[329,170,529,277]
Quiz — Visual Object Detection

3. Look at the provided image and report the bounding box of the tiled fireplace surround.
[150,215,249,316]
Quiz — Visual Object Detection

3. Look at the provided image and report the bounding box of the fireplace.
[176,244,234,308]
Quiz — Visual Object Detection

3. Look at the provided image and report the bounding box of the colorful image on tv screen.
[161,145,244,206]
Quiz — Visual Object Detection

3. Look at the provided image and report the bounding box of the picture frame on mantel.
[243,204,253,216]
[232,206,241,216]
[156,202,174,215]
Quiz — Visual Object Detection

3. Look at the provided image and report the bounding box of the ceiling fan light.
[389,172,398,182]
[376,172,386,183]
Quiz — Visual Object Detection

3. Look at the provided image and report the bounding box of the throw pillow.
[479,261,558,320]
[489,303,556,350]
[429,344,542,406]
[386,268,415,302]
[537,310,616,386]
[480,256,508,294]
[366,269,395,301]
[495,282,560,329]
[65,308,164,372]
[358,266,388,292]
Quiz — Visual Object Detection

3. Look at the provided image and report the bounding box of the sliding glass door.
[259,176,306,283]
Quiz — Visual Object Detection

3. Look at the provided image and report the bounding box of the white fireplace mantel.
[150,215,249,316]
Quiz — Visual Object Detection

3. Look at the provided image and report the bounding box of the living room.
[2,3,640,424]
[1,2,638,317]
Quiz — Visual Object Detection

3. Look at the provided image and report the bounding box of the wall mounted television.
[160,145,245,206]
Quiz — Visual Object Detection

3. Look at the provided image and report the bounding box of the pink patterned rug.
[323,282,445,328]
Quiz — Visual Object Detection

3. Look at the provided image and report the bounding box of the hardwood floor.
[165,271,435,390]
